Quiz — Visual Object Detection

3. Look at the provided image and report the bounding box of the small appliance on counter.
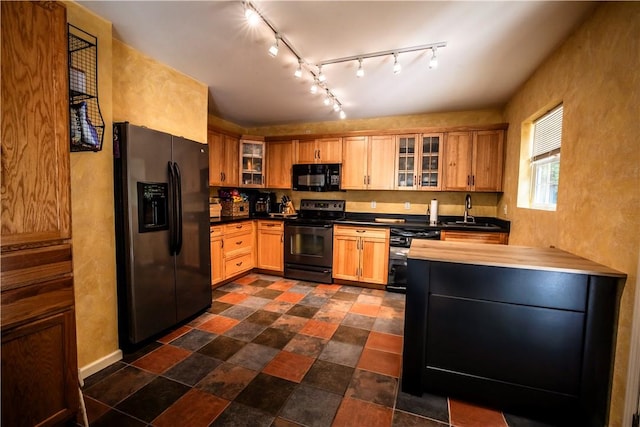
[254,192,277,217]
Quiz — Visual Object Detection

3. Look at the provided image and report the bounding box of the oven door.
[284,223,333,268]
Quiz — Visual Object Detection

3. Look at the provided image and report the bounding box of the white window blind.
[531,105,563,161]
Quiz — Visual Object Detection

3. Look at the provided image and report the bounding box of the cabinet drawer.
[440,230,508,244]
[1,276,75,329]
[223,232,253,257]
[225,252,253,277]
[210,226,223,238]
[334,225,389,239]
[257,220,284,231]
[223,221,253,235]
[1,244,73,291]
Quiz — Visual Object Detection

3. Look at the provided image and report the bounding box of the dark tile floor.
[79,274,555,427]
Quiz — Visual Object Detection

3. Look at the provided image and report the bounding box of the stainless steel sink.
[444,221,501,230]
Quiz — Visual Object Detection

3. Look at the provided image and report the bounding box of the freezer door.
[122,124,177,343]
[172,136,212,321]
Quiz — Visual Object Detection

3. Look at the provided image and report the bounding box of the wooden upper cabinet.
[473,130,504,192]
[266,140,293,189]
[240,139,264,188]
[208,130,239,186]
[342,135,395,190]
[1,0,71,249]
[297,138,342,163]
[442,130,503,192]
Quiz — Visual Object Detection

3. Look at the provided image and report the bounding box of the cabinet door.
[211,235,224,285]
[332,234,360,281]
[341,136,369,189]
[316,138,343,163]
[266,141,293,189]
[2,309,78,427]
[296,140,318,164]
[418,134,443,191]
[240,140,264,188]
[257,228,283,272]
[1,1,71,248]
[369,135,396,190]
[360,237,389,284]
[208,131,225,186]
[222,135,239,186]
[395,135,418,189]
[473,130,504,192]
[443,132,473,191]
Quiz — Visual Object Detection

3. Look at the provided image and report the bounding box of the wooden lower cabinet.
[333,225,389,285]
[440,230,508,245]
[257,220,284,273]
[211,221,255,286]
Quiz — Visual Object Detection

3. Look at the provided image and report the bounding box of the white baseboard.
[78,349,123,384]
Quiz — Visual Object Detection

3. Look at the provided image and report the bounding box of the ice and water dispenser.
[137,182,169,233]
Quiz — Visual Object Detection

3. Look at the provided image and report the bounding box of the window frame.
[529,104,563,211]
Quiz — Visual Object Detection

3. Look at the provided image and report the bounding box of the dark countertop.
[210,212,510,233]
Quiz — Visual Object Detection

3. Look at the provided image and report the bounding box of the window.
[530,105,562,210]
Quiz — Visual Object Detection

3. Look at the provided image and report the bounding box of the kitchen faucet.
[463,194,474,223]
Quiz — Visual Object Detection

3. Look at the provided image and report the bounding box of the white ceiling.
[78,1,597,128]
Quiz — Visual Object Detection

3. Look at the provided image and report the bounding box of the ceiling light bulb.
[333,102,340,112]
[244,4,260,26]
[310,80,318,94]
[356,58,364,78]
[323,90,331,106]
[294,60,302,78]
[268,35,280,57]
[393,53,402,74]
[339,109,346,120]
[429,47,438,69]
[318,65,326,83]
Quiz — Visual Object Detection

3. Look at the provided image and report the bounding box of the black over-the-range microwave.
[292,163,341,192]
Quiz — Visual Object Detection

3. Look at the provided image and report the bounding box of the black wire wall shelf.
[68,24,105,152]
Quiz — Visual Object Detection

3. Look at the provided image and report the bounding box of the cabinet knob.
[236,240,242,245]
[236,261,243,266]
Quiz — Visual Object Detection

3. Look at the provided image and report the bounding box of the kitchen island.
[403,240,625,427]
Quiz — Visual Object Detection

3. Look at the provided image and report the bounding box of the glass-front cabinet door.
[240,140,264,187]
[396,135,417,189]
[419,134,443,190]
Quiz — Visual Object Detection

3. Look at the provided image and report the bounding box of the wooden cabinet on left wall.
[1,1,79,425]
[208,129,239,186]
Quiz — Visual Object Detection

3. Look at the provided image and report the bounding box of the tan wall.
[500,3,640,425]
[113,40,208,144]
[65,2,118,368]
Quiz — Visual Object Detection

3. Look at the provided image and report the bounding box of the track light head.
[244,3,260,26]
[356,58,364,78]
[310,79,319,94]
[294,60,303,78]
[268,35,280,57]
[393,53,402,75]
[339,109,346,120]
[317,65,326,83]
[429,47,438,69]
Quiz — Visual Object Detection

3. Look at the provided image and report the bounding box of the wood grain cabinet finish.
[257,220,284,272]
[332,225,389,285]
[342,136,396,190]
[440,230,509,244]
[296,138,342,164]
[208,130,239,186]
[443,130,504,192]
[266,140,294,189]
[210,226,224,285]
[1,2,79,425]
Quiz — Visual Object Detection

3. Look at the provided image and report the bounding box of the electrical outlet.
[371,201,377,208]
[404,202,411,210]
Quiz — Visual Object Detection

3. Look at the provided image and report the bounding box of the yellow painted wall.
[500,3,640,425]
[65,2,118,369]
[113,40,208,144]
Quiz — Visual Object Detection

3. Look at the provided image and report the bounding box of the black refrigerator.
[113,122,211,347]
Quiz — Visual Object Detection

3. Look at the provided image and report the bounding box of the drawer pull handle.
[236,241,242,245]
[236,261,243,266]
[356,230,365,233]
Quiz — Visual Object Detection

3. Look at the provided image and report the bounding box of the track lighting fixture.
[294,60,303,78]
[244,3,260,26]
[429,47,438,69]
[356,58,364,78]
[268,34,280,57]
[317,65,326,83]
[393,53,402,74]
[310,79,319,94]
[333,102,340,113]
[323,89,332,106]
[339,109,346,120]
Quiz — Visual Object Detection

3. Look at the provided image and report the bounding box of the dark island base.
[402,258,623,427]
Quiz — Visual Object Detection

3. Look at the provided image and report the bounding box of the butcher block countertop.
[409,240,625,278]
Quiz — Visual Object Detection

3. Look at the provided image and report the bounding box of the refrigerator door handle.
[173,162,183,255]
[168,161,177,255]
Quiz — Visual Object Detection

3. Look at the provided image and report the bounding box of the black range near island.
[403,239,626,427]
